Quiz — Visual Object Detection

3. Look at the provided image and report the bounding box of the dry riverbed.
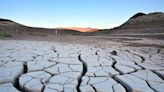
[0,36,164,92]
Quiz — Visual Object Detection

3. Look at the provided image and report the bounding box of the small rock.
[111,51,117,55]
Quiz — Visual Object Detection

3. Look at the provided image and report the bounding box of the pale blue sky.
[0,0,164,28]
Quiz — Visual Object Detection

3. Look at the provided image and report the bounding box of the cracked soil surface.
[0,37,164,92]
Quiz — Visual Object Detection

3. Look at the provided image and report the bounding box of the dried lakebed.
[0,40,164,92]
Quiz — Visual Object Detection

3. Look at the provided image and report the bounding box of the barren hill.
[0,19,83,36]
[117,12,164,29]
[95,12,164,38]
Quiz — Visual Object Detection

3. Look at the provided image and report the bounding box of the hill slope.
[95,12,164,39]
[117,12,164,29]
[0,19,83,36]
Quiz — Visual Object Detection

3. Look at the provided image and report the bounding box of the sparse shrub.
[18,31,22,34]
[0,32,12,37]
[30,33,33,35]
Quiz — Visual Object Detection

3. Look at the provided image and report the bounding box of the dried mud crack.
[23,62,28,74]
[14,63,28,92]
[77,54,88,92]
[14,77,21,91]
[0,40,164,92]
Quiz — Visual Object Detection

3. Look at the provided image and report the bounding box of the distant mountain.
[116,12,164,29]
[59,27,98,32]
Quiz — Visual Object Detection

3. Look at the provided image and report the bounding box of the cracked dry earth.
[0,40,164,92]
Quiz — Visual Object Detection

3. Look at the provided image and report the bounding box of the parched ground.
[0,36,164,92]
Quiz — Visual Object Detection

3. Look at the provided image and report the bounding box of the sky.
[0,0,164,29]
